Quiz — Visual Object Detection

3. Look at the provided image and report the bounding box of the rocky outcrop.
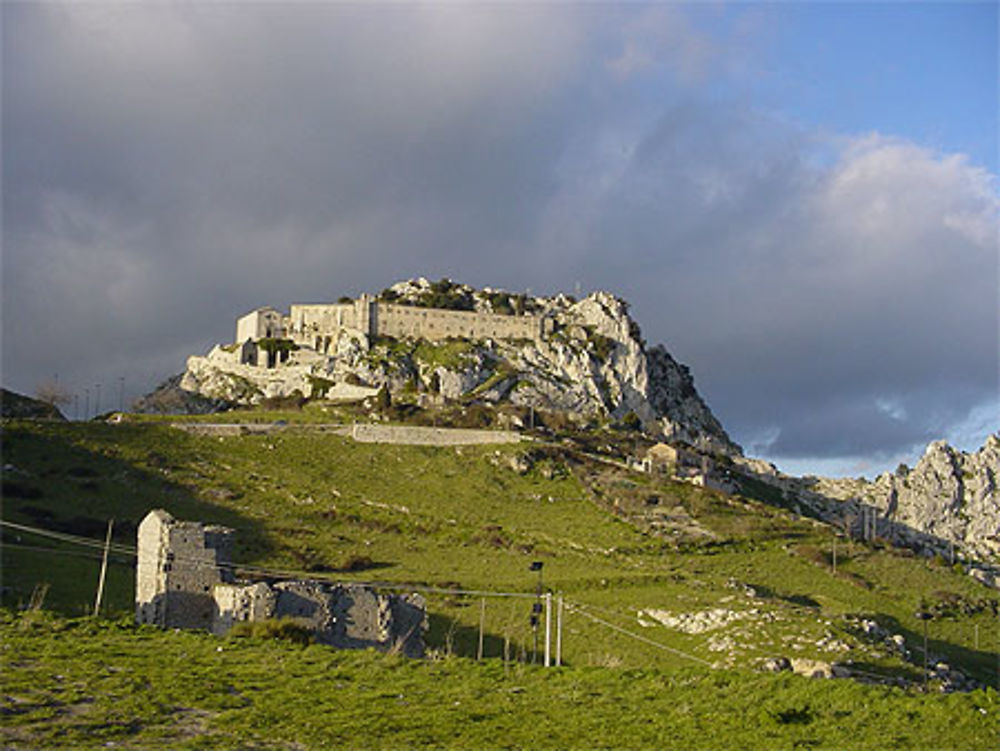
[734,436,1000,565]
[1,389,66,420]
[811,436,1000,561]
[131,374,231,415]
[164,281,739,454]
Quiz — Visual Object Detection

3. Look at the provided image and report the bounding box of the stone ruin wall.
[214,580,426,657]
[136,509,234,631]
[135,509,426,657]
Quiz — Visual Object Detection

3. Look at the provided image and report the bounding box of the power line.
[565,600,715,668]
[1,520,135,556]
[1,542,130,562]
[0,519,538,598]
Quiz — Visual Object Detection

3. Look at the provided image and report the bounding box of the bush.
[228,618,313,646]
[307,375,337,399]
[260,393,306,410]
[620,411,642,431]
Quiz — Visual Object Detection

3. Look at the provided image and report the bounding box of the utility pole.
[477,598,486,661]
[544,592,552,667]
[95,383,101,416]
[916,609,931,691]
[556,594,563,667]
[530,561,544,664]
[93,519,114,617]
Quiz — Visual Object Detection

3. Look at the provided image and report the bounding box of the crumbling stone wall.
[136,509,427,656]
[214,580,426,657]
[135,509,234,630]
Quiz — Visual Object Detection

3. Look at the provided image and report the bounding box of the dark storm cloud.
[3,4,996,473]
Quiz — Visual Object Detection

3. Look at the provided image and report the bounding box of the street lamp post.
[530,561,544,664]
[915,610,932,691]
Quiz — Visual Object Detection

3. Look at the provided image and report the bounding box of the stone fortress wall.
[237,293,546,352]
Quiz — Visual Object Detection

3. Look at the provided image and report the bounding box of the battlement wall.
[374,302,540,342]
[273,296,543,346]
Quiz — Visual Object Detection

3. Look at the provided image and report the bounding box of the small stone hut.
[645,443,702,474]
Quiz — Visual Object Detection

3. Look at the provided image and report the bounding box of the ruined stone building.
[136,509,426,657]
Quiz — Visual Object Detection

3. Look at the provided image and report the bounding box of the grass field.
[2,415,998,748]
[3,610,997,750]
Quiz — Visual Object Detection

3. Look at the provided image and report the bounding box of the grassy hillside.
[3,610,996,750]
[2,414,998,748]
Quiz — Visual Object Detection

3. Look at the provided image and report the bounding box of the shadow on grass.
[425,612,544,663]
[852,612,999,689]
[1,421,275,615]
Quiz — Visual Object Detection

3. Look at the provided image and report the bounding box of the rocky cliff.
[810,436,999,562]
[738,436,1000,567]
[162,280,738,454]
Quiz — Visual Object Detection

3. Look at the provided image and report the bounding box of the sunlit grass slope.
[2,415,998,749]
[2,611,997,751]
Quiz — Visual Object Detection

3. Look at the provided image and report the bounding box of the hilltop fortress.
[236,292,553,365]
[164,279,738,454]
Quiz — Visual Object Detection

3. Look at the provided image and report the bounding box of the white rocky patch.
[639,608,755,634]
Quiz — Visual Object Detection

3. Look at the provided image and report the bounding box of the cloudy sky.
[3,2,997,477]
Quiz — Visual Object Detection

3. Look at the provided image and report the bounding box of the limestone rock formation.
[737,435,1000,564]
[812,436,1000,561]
[159,280,739,454]
[131,374,231,415]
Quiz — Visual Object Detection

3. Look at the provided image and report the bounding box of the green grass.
[2,416,999,748]
[2,610,996,750]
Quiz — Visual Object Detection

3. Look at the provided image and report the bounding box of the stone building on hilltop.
[235,292,552,364]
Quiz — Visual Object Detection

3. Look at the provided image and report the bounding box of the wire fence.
[2,517,718,668]
[5,519,996,688]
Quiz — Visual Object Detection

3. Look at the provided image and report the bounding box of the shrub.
[620,411,641,431]
[228,618,313,646]
[260,393,306,410]
[306,375,336,399]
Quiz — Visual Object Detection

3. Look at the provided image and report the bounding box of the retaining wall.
[350,423,524,446]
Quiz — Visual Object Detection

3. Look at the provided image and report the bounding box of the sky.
[2,1,997,478]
